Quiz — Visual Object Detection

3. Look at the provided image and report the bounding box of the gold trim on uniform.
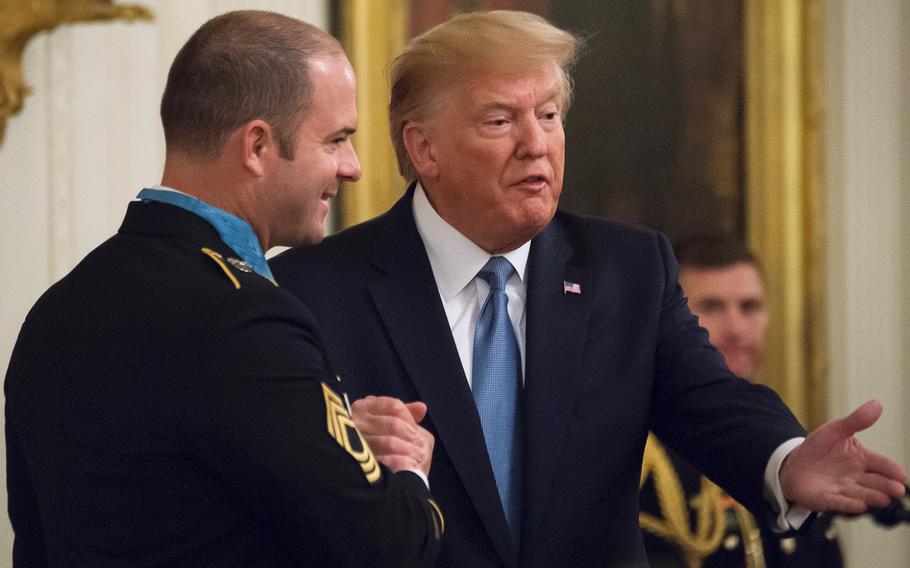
[779,537,797,555]
[640,434,767,568]
[735,504,765,567]
[427,498,445,540]
[321,382,382,485]
[200,247,240,290]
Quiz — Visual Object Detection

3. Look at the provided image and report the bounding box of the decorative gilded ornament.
[0,0,153,144]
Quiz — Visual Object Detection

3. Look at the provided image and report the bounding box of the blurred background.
[0,0,907,565]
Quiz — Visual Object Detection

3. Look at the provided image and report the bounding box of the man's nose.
[723,309,750,337]
[340,142,362,182]
[515,118,548,159]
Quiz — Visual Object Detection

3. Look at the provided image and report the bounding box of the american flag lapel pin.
[563,280,582,295]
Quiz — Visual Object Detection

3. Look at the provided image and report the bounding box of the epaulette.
[200,247,245,290]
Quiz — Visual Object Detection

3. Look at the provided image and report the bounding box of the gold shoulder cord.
[639,434,728,568]
[735,503,765,568]
[200,248,240,290]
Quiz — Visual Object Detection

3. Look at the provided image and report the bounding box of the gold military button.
[780,537,797,555]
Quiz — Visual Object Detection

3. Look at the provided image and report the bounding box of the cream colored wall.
[826,0,910,566]
[904,1,910,491]
[0,1,327,563]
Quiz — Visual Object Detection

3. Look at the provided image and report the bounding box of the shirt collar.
[412,182,530,301]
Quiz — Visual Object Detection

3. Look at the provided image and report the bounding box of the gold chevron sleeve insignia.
[321,382,382,485]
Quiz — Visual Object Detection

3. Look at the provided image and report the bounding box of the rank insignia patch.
[321,383,381,485]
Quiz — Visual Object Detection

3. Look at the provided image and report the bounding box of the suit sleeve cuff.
[404,468,430,490]
[764,437,812,531]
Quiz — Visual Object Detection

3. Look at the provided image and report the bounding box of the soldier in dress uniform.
[5,10,442,567]
[640,235,843,567]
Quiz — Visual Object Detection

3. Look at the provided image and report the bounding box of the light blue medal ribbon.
[136,188,274,281]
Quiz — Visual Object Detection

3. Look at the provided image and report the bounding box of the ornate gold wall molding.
[0,0,152,145]
[744,0,826,428]
[338,0,408,228]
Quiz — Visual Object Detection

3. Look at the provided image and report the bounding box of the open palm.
[780,400,907,513]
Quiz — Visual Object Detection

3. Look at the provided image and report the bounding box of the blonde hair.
[389,10,581,181]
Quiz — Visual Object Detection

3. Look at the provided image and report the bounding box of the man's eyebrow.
[328,127,356,138]
[475,88,563,112]
[476,100,516,112]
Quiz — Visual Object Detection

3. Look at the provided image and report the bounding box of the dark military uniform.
[5,201,443,567]
[640,435,843,568]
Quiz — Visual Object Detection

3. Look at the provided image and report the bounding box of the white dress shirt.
[412,183,530,387]
[411,182,808,530]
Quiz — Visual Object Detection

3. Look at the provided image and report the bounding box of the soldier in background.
[640,234,843,568]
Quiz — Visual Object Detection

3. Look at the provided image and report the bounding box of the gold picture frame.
[745,0,825,428]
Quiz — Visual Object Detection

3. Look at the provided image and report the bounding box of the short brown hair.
[675,234,762,275]
[160,10,342,160]
[389,10,581,182]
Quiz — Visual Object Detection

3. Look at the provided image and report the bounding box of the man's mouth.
[514,174,550,189]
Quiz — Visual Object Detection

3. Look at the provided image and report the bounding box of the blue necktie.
[472,256,522,544]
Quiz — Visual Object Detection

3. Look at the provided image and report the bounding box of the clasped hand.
[351,396,435,477]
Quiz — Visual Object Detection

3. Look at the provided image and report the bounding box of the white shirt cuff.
[404,468,430,490]
[764,437,812,531]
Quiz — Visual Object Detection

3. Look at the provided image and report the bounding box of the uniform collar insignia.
[226,257,253,272]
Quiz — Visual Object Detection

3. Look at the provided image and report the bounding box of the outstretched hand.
[780,400,907,513]
[351,396,434,477]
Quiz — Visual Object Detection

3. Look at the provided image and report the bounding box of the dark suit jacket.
[5,201,441,567]
[271,187,806,568]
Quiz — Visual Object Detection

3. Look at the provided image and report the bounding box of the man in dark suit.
[5,11,442,567]
[271,10,907,568]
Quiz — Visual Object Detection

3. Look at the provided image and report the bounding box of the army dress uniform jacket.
[270,186,807,568]
[5,201,442,567]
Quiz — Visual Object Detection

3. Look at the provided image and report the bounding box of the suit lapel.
[366,190,517,565]
[521,217,592,549]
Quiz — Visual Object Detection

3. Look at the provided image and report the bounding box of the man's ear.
[402,122,439,180]
[240,120,275,177]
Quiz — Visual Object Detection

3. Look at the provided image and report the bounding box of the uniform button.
[780,537,797,555]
